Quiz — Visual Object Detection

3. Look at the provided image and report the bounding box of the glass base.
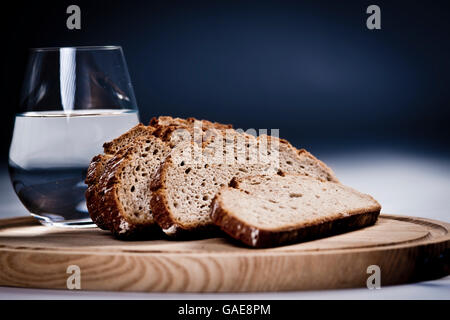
[31,213,96,228]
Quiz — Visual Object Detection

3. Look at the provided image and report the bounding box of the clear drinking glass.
[9,46,140,227]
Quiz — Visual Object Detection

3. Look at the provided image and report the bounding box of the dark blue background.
[2,0,449,159]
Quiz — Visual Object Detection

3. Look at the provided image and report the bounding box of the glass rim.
[30,45,122,52]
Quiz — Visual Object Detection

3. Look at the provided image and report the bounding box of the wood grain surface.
[0,214,448,292]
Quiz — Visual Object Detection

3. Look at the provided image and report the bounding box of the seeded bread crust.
[210,175,381,248]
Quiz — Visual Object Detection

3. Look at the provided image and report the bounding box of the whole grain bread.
[210,174,381,247]
[150,129,338,237]
[86,116,233,237]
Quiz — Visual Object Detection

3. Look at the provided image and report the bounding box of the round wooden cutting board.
[0,214,448,292]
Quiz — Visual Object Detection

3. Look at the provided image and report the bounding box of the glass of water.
[9,46,140,227]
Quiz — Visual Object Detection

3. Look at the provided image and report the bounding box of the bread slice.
[86,116,233,237]
[210,174,381,248]
[86,124,155,231]
[95,135,171,237]
[150,130,338,236]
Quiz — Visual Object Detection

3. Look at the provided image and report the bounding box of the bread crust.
[149,116,232,131]
[85,154,111,230]
[95,149,129,235]
[210,181,380,248]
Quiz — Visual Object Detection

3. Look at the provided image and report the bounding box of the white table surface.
[0,149,449,300]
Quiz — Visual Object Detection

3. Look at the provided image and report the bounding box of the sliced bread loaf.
[150,130,338,236]
[86,116,233,237]
[211,174,381,247]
